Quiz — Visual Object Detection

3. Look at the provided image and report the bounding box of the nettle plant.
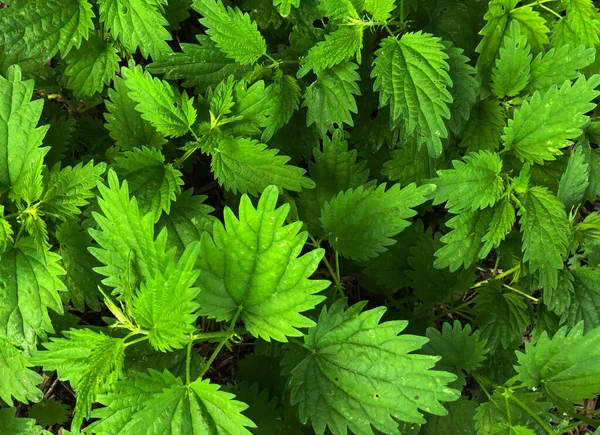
[1,0,600,433]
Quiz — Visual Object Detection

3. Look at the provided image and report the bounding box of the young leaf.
[518,186,570,291]
[0,215,13,253]
[223,80,273,136]
[0,65,49,196]
[364,0,396,21]
[86,369,255,434]
[552,0,600,49]
[104,77,167,150]
[0,337,43,406]
[423,321,489,372]
[303,61,361,137]
[261,73,301,142]
[434,209,493,271]
[40,160,107,219]
[64,35,120,98]
[433,151,505,213]
[146,35,252,90]
[558,145,589,210]
[479,199,516,258]
[132,242,202,352]
[0,238,64,351]
[515,322,600,406]
[122,64,197,138]
[460,98,504,153]
[192,0,267,65]
[197,186,329,342]
[320,182,435,261]
[211,136,314,196]
[527,44,596,94]
[297,26,364,78]
[474,282,531,350]
[491,21,532,98]
[372,32,452,157]
[89,170,165,296]
[113,147,183,223]
[0,0,94,61]
[502,76,600,164]
[97,0,172,59]
[288,299,460,435]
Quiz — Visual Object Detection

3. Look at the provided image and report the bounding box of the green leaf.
[0,238,64,351]
[364,0,395,21]
[298,25,364,78]
[132,242,201,352]
[288,299,460,435]
[297,129,370,235]
[421,397,477,435]
[0,337,42,405]
[552,0,600,49]
[433,151,505,213]
[0,0,94,61]
[86,369,255,434]
[0,408,43,435]
[32,329,125,429]
[518,186,570,291]
[56,221,103,312]
[382,143,428,185]
[104,77,167,150]
[0,65,49,196]
[212,136,314,196]
[474,282,531,350]
[515,322,600,406]
[321,182,435,261]
[435,209,493,271]
[317,0,359,20]
[491,21,531,98]
[504,76,600,164]
[372,32,452,157]
[261,74,301,142]
[28,398,70,427]
[40,160,107,219]
[423,321,489,371]
[475,0,549,88]
[560,266,600,332]
[474,390,556,435]
[223,80,273,137]
[479,199,516,258]
[460,98,505,153]
[303,61,361,137]
[558,145,589,210]
[113,147,183,223]
[192,0,266,65]
[64,35,120,98]
[122,64,197,138]
[147,35,252,90]
[232,382,282,434]
[0,215,13,253]
[527,44,596,94]
[97,0,172,59]
[274,0,300,17]
[155,189,216,260]
[89,170,165,297]
[544,269,574,317]
[21,208,50,255]
[209,76,236,120]
[197,186,328,341]
[445,44,478,135]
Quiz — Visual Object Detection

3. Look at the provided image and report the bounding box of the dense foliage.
[1,0,600,433]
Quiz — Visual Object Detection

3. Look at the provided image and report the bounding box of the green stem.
[124,335,149,347]
[186,334,193,385]
[322,255,344,298]
[383,23,396,37]
[538,2,562,18]
[431,300,473,321]
[472,374,492,399]
[502,283,538,302]
[199,305,243,378]
[564,409,600,429]
[507,390,556,435]
[470,265,520,289]
[191,330,240,342]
